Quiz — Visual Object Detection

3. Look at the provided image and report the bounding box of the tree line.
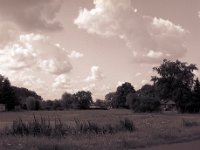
[0,75,43,111]
[105,59,200,113]
[0,75,93,111]
[0,59,200,113]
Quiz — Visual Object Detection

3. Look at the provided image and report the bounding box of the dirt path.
[135,140,200,150]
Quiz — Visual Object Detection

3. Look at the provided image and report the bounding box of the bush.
[128,95,160,112]
[26,97,41,110]
[119,118,136,132]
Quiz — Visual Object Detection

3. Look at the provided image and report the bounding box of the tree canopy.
[112,82,135,108]
[151,59,198,112]
[0,75,18,110]
[73,91,93,109]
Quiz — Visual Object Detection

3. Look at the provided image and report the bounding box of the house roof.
[166,100,176,105]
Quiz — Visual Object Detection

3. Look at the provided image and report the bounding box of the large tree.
[151,59,197,112]
[137,84,156,97]
[0,77,18,110]
[113,82,135,108]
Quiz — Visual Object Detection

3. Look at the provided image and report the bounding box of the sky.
[0,0,200,100]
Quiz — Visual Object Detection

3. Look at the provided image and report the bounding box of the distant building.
[89,104,109,110]
[160,99,176,111]
[0,104,6,112]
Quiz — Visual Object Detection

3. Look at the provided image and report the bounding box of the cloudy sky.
[0,0,200,100]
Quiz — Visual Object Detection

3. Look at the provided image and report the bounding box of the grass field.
[1,109,200,150]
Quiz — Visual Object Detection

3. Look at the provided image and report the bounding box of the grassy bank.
[0,109,200,150]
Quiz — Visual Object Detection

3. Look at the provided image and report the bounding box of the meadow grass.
[0,109,200,150]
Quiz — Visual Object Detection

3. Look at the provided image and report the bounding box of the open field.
[1,109,200,150]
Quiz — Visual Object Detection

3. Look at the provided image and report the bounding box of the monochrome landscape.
[0,0,200,150]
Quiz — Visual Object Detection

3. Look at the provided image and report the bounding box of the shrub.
[128,95,160,112]
[119,118,136,132]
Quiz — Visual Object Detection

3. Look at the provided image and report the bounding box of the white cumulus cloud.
[141,80,148,85]
[85,66,104,82]
[146,50,163,59]
[135,72,142,77]
[74,0,188,63]
[52,74,71,90]
[117,81,125,87]
[68,50,84,58]
[0,33,72,74]
[193,70,199,78]
[82,83,96,91]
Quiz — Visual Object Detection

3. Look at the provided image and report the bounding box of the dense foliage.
[152,59,199,113]
[0,75,42,111]
[127,93,160,112]
[104,59,200,113]
[73,91,93,109]
[111,82,135,108]
[41,91,93,110]
[0,75,18,110]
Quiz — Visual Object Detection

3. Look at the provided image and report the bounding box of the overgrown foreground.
[1,110,200,150]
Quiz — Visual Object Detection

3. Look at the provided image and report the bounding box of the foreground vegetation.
[4,116,135,136]
[1,110,200,150]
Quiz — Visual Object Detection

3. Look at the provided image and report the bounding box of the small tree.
[105,92,116,108]
[26,96,40,110]
[61,92,73,109]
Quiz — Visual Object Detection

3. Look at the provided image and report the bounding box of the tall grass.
[119,118,136,132]
[2,116,135,137]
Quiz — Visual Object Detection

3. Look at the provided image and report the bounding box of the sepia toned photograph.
[0,0,200,149]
